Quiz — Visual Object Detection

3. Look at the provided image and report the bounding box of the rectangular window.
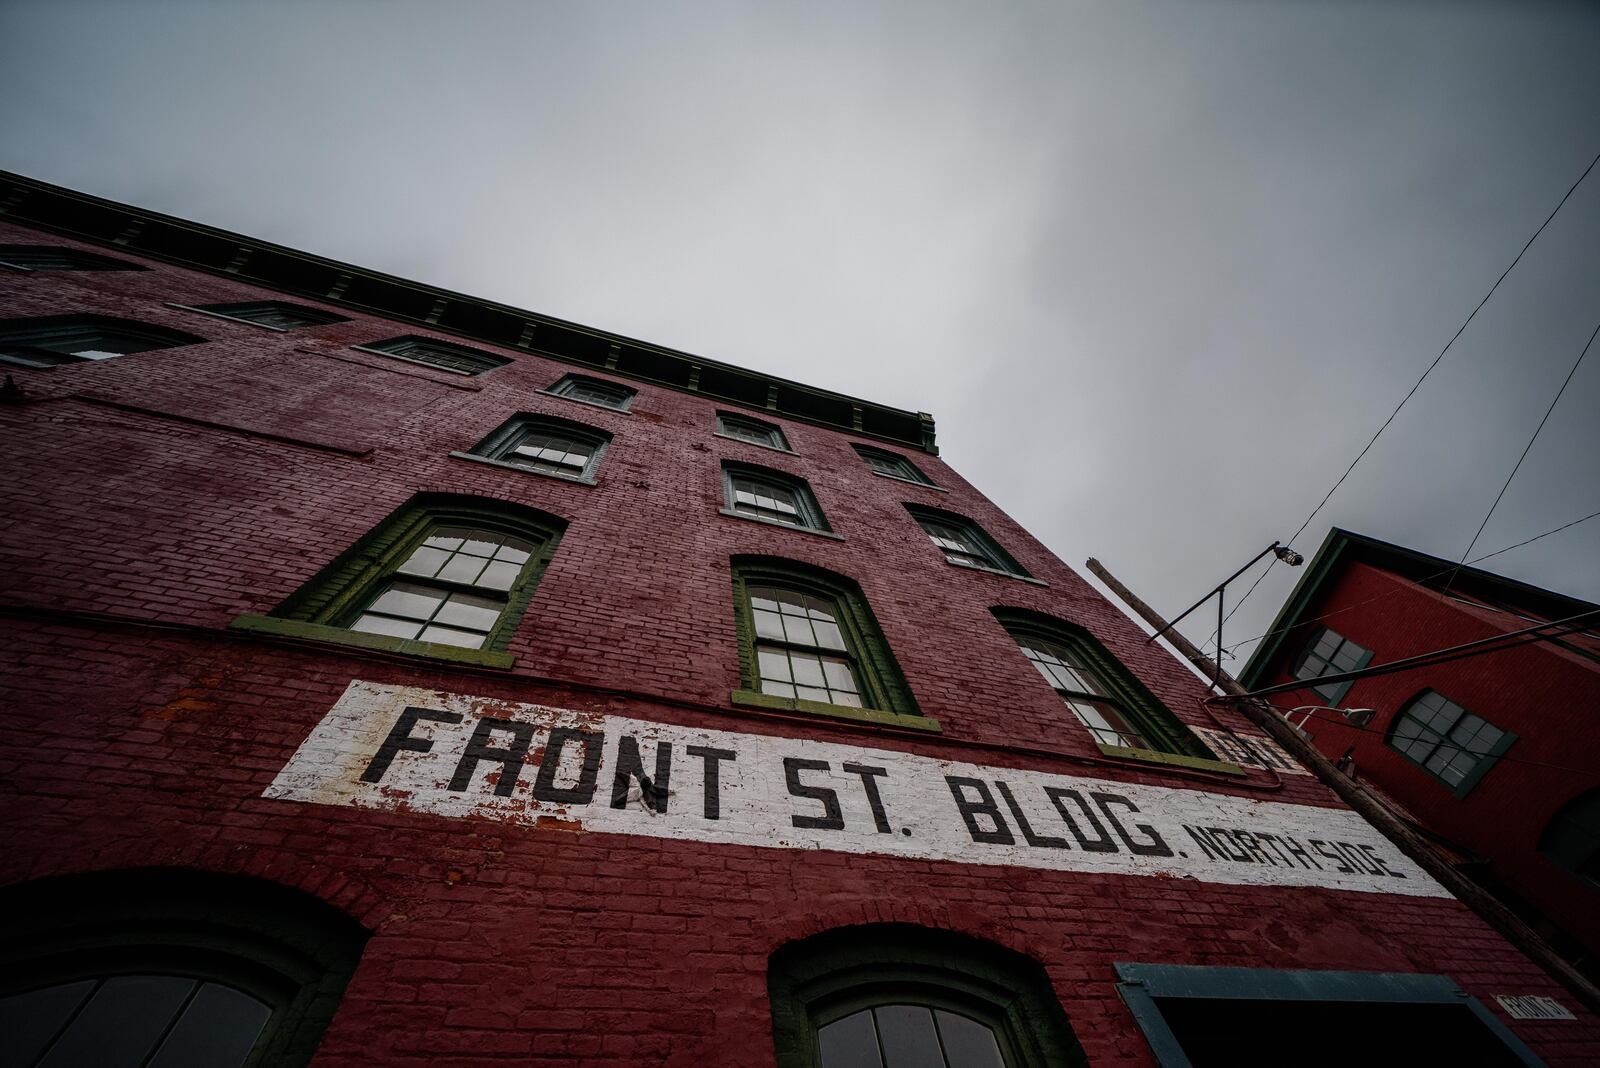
[723,464,830,533]
[1291,626,1371,703]
[462,415,610,483]
[349,527,535,649]
[749,586,862,707]
[854,444,934,486]
[547,374,635,410]
[356,336,509,376]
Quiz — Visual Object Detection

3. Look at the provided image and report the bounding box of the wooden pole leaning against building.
[1084,557,1600,1016]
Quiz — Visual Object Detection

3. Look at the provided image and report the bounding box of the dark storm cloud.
[3,0,1596,663]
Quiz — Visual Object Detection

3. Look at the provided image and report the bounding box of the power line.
[1220,506,1600,658]
[1442,318,1599,594]
[1209,144,1600,648]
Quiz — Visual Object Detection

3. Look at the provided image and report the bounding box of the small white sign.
[1495,995,1575,1021]
[1189,726,1310,775]
[265,681,1451,898]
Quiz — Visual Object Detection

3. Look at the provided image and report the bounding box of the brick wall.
[4,218,1597,1065]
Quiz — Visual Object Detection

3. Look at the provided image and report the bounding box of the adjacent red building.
[2,170,1596,1066]
[1238,528,1600,985]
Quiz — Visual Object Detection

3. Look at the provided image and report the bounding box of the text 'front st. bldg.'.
[1,170,1595,1067]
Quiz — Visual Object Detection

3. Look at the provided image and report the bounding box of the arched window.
[994,609,1216,761]
[853,444,935,487]
[1540,789,1600,886]
[717,411,790,451]
[731,557,924,729]
[546,373,635,411]
[769,924,1087,1068]
[0,314,203,368]
[0,869,367,1068]
[354,335,509,376]
[232,494,565,667]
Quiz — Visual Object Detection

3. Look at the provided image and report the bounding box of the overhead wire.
[1203,144,1600,653]
[1440,318,1600,595]
[1217,506,1600,659]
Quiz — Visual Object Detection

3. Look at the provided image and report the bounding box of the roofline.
[1236,527,1599,688]
[0,170,937,453]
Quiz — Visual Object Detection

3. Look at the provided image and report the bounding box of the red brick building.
[1238,529,1600,986]
[1,170,1595,1066]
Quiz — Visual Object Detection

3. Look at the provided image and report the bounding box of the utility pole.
[1086,556,1600,1014]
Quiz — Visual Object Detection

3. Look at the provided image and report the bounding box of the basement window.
[1116,963,1546,1067]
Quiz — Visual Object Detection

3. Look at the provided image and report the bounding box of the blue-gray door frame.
[1114,963,1547,1068]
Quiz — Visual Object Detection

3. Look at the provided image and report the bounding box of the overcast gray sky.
[4,0,1597,668]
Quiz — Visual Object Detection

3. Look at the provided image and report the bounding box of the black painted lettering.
[786,758,845,830]
[611,735,672,813]
[1232,830,1276,866]
[1209,828,1252,862]
[1091,792,1173,857]
[1333,841,1381,876]
[685,745,736,820]
[841,762,893,834]
[1281,835,1323,870]
[1310,839,1352,873]
[1184,825,1230,862]
[1043,787,1116,852]
[449,716,535,796]
[362,706,464,784]
[1255,833,1296,866]
[531,727,603,804]
[1357,843,1405,878]
[946,776,1015,845]
[995,782,1067,849]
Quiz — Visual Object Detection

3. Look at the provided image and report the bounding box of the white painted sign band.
[266,681,1450,898]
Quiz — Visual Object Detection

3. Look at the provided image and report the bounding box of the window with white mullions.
[348,527,535,649]
[357,336,509,375]
[853,444,934,485]
[723,465,830,532]
[548,374,635,410]
[1387,690,1511,792]
[505,430,596,478]
[748,586,863,706]
[820,1004,1007,1068]
[1016,635,1150,749]
[921,518,993,569]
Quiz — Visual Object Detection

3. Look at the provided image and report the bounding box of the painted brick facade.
[3,195,1598,1065]
[1239,536,1600,984]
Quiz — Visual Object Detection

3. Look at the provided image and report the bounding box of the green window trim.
[546,373,636,411]
[1385,689,1515,798]
[1290,625,1373,705]
[731,557,922,722]
[352,335,509,376]
[460,413,612,484]
[994,609,1217,762]
[716,411,794,452]
[1093,742,1247,776]
[730,689,940,732]
[905,505,1034,582]
[253,493,564,660]
[723,462,835,535]
[1115,963,1548,1068]
[769,924,1089,1068]
[853,444,939,488]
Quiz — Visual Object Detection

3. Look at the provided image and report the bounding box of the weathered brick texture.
[3,217,1596,1065]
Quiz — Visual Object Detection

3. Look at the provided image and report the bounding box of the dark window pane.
[819,1009,884,1068]
[147,983,271,1068]
[875,1005,945,1068]
[935,1010,1006,1068]
[0,980,98,1066]
[38,975,196,1068]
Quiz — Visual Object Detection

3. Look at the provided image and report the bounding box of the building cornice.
[0,170,937,453]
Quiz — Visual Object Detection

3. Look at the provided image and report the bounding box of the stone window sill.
[229,614,516,668]
[945,557,1047,586]
[719,509,845,540]
[1094,741,1248,776]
